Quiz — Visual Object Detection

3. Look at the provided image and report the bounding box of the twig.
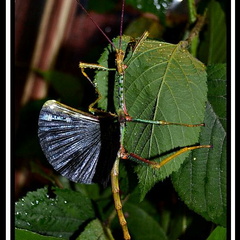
[181,12,207,49]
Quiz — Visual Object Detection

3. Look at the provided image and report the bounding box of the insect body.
[38,1,211,239]
[92,32,211,239]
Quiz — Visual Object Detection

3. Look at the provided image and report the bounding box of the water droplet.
[153,0,161,10]
[105,26,111,33]
[162,2,168,8]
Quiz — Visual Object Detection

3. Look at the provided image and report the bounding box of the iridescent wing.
[38,100,119,184]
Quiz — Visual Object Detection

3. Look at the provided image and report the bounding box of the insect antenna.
[76,0,117,50]
[118,0,125,50]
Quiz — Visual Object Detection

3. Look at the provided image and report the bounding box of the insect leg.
[79,62,115,113]
[125,145,212,169]
[132,31,149,54]
[79,62,115,85]
[126,117,205,127]
[111,156,131,240]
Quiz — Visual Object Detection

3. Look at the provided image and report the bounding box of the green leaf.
[206,226,226,240]
[198,0,226,64]
[207,64,226,130]
[77,219,112,240]
[94,36,131,111]
[124,40,207,199]
[160,208,192,240]
[15,187,95,238]
[171,64,226,226]
[15,229,62,240]
[124,202,168,240]
[187,0,197,23]
[172,102,226,226]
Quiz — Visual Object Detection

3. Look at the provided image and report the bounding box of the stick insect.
[38,1,211,239]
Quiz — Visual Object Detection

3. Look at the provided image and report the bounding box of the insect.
[38,1,211,239]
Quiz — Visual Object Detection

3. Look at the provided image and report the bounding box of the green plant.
[15,0,226,239]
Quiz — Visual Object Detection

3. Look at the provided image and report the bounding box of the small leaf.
[77,219,112,240]
[15,228,62,240]
[198,0,226,64]
[94,36,131,111]
[206,226,226,240]
[15,187,95,238]
[124,202,168,240]
[187,0,197,23]
[207,64,226,129]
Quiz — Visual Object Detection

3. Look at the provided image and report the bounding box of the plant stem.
[187,0,197,23]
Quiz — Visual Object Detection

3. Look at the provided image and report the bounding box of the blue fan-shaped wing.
[38,100,102,184]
